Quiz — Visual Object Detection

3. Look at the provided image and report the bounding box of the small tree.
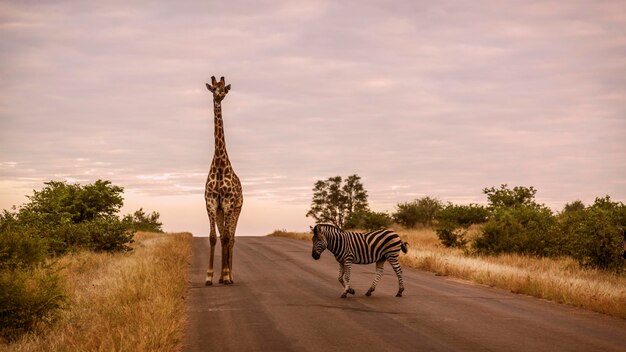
[472,185,563,256]
[21,180,124,224]
[562,200,585,213]
[123,208,163,233]
[559,196,625,271]
[345,210,392,230]
[435,204,489,248]
[343,175,368,215]
[306,175,368,228]
[483,184,537,209]
[393,196,443,228]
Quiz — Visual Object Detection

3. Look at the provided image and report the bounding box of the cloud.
[1,0,625,235]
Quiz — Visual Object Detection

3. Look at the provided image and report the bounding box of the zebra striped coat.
[311,224,408,298]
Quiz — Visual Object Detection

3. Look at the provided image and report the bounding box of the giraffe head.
[206,76,231,103]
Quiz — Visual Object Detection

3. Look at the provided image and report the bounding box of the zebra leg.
[341,261,355,298]
[338,264,345,288]
[388,256,405,297]
[366,259,386,296]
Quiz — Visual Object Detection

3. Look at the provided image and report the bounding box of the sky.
[1,0,625,236]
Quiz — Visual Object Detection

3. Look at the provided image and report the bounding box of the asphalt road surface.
[184,236,626,352]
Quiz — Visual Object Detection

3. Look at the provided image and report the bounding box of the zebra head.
[311,224,328,260]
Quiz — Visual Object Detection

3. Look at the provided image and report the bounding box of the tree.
[562,200,585,213]
[473,184,562,257]
[435,203,489,248]
[21,180,124,224]
[482,184,538,209]
[123,208,163,233]
[393,196,443,228]
[342,175,368,215]
[345,210,392,230]
[558,196,625,271]
[306,175,369,228]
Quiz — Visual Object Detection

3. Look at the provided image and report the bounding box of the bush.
[558,196,625,271]
[0,180,158,341]
[345,210,393,230]
[0,266,66,342]
[123,208,163,233]
[472,205,559,256]
[435,223,469,248]
[435,204,489,248]
[21,180,123,224]
[0,226,49,271]
[562,200,585,213]
[82,217,134,252]
[0,224,66,342]
[483,184,538,209]
[1,180,138,255]
[393,197,443,228]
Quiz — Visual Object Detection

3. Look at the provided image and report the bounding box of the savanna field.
[1,232,192,352]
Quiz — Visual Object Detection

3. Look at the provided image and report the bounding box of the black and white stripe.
[311,223,408,298]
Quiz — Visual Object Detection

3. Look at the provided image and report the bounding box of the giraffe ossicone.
[204,75,243,286]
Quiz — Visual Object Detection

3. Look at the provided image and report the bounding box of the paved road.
[184,236,626,352]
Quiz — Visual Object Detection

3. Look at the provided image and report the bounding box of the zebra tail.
[401,241,408,253]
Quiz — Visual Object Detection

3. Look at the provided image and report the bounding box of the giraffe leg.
[223,204,241,285]
[341,261,355,298]
[388,256,405,297]
[219,235,228,284]
[205,197,218,286]
[205,216,217,286]
[215,208,228,284]
[224,236,235,285]
[366,258,386,296]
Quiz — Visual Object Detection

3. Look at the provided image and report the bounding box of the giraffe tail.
[401,242,409,254]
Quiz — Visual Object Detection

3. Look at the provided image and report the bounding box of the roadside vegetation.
[274,176,626,318]
[0,180,177,347]
[0,231,192,351]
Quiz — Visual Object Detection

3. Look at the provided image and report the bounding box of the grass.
[269,227,626,318]
[1,231,193,352]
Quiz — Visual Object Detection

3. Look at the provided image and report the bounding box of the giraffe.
[204,76,243,286]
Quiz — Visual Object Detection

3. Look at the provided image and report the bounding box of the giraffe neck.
[213,99,228,157]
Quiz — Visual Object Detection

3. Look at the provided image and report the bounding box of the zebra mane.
[316,223,339,230]
[313,223,340,236]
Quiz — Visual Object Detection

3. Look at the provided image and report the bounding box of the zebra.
[311,223,409,298]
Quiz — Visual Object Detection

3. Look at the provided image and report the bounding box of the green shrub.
[1,180,138,255]
[393,197,443,228]
[435,223,469,248]
[0,227,49,271]
[483,184,538,209]
[435,204,489,248]
[0,224,65,342]
[122,208,163,233]
[472,205,560,256]
[558,196,625,271]
[21,180,123,224]
[436,203,489,227]
[0,180,151,341]
[562,200,585,213]
[345,210,393,230]
[82,217,134,252]
[0,266,66,342]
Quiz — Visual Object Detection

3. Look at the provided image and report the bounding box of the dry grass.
[270,227,626,318]
[267,229,312,241]
[1,232,193,352]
